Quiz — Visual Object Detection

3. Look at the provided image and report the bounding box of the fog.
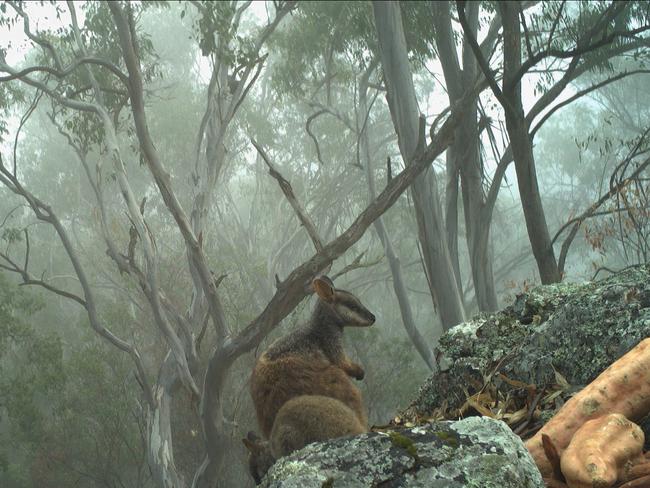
[0,1,649,487]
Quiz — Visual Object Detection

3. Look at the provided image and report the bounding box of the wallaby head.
[312,275,375,328]
[242,431,275,485]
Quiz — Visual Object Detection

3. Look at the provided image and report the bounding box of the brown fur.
[244,395,366,484]
[251,352,367,438]
[250,276,374,438]
[270,395,366,455]
[242,432,274,485]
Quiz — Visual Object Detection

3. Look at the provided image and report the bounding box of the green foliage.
[192,0,259,76]
[0,81,27,144]
[21,2,162,150]
[0,274,43,355]
[270,1,434,98]
[0,275,149,488]
[196,1,236,56]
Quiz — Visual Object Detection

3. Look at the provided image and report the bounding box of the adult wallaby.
[243,395,367,484]
[250,275,375,437]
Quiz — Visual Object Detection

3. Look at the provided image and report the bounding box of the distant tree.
[457,0,650,283]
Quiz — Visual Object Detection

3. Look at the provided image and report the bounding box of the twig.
[13,90,43,176]
[514,390,544,435]
[305,109,328,165]
[330,252,383,281]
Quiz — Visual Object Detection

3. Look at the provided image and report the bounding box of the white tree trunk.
[373,1,466,330]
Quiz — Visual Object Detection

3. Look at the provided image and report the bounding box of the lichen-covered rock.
[260,266,650,486]
[407,265,650,439]
[260,417,544,487]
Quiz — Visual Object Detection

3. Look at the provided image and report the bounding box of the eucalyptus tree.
[539,63,650,274]
[0,1,475,486]
[373,2,467,330]
[266,1,441,366]
[373,0,650,304]
[0,1,294,486]
[270,0,650,329]
[456,0,650,283]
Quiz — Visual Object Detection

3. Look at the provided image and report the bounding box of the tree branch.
[0,153,156,409]
[0,55,129,85]
[552,129,650,274]
[109,3,229,348]
[510,4,649,89]
[251,137,324,252]
[7,0,64,69]
[531,69,650,138]
[456,0,513,115]
[305,109,328,165]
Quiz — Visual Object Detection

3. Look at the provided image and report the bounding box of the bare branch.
[518,2,534,58]
[0,205,25,229]
[230,53,268,119]
[251,137,324,252]
[22,228,29,273]
[13,90,42,177]
[0,153,156,409]
[330,252,383,281]
[531,69,650,138]
[0,243,87,307]
[109,3,228,345]
[457,1,510,113]
[552,130,650,274]
[0,56,129,85]
[305,109,328,166]
[305,101,356,131]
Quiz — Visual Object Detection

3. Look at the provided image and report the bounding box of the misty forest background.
[1,1,649,487]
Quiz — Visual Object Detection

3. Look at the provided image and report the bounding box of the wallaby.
[250,275,375,438]
[243,395,367,484]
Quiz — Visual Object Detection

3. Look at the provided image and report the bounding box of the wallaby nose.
[368,313,376,324]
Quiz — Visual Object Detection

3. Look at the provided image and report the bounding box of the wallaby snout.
[313,276,376,328]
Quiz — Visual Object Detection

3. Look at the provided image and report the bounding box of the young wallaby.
[243,395,367,484]
[250,275,375,438]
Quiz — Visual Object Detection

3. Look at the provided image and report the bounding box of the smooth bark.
[359,62,437,371]
[433,1,498,311]
[499,1,561,284]
[373,0,466,330]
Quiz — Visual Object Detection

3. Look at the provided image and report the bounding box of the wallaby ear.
[242,437,261,454]
[313,276,335,302]
[319,275,335,288]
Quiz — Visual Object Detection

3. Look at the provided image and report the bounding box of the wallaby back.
[243,395,366,484]
[251,352,367,438]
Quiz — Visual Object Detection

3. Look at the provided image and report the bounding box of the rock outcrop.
[409,264,650,431]
[261,265,650,486]
[261,416,543,487]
